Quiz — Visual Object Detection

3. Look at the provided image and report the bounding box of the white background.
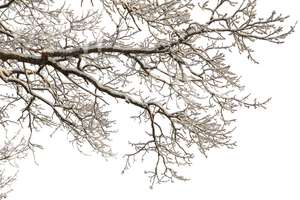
[7,0,300,199]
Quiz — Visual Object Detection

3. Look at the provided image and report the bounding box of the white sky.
[6,0,300,199]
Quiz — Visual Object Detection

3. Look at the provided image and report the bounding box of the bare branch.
[0,0,15,9]
[0,0,295,193]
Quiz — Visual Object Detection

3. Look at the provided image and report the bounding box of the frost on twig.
[0,0,295,188]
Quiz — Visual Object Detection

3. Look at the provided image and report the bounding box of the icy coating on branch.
[0,0,295,190]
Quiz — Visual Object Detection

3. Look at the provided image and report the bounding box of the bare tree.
[0,0,295,194]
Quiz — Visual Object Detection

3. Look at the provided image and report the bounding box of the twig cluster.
[0,0,295,191]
